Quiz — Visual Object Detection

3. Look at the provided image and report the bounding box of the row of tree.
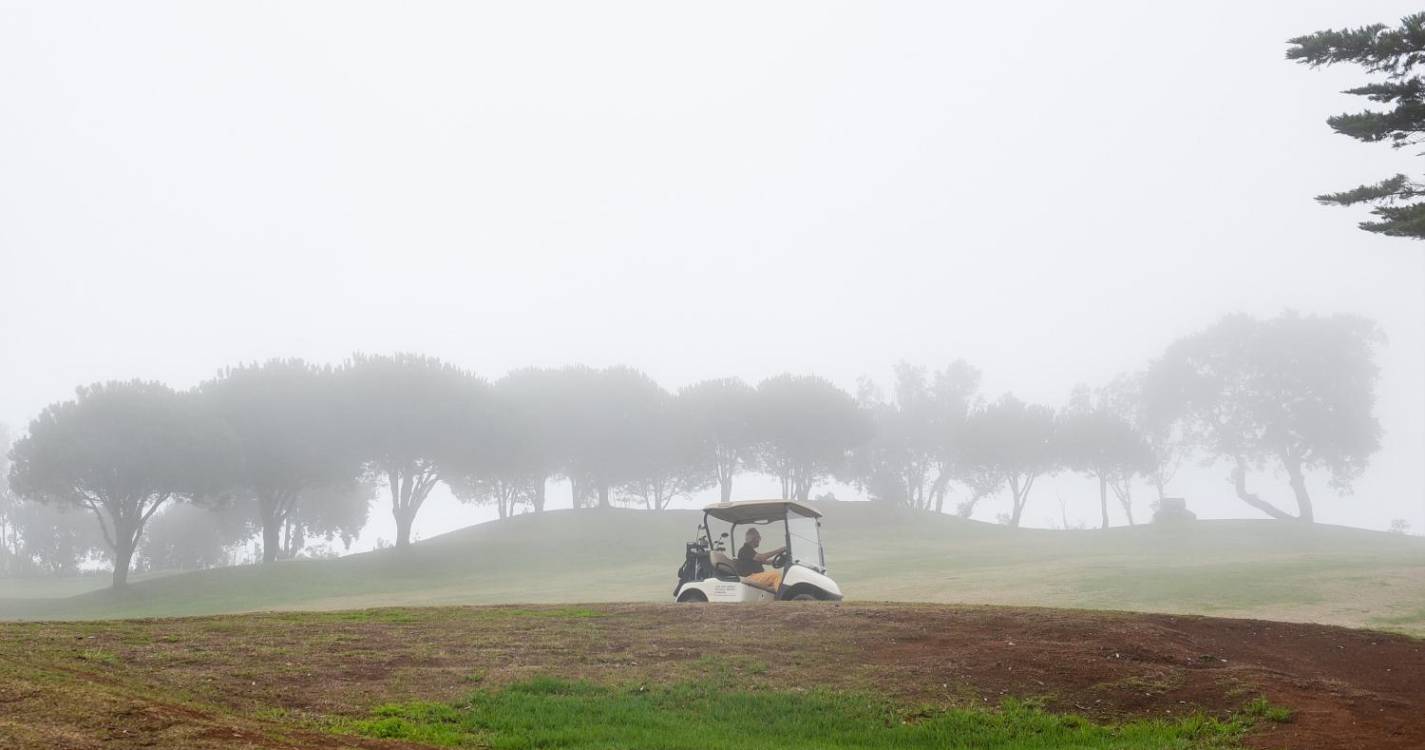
[1,311,1383,589]
[852,312,1382,530]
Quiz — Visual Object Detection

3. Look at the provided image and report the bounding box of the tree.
[448,367,571,517]
[0,422,15,573]
[273,478,373,558]
[3,500,104,575]
[7,381,233,588]
[0,424,104,576]
[616,396,715,510]
[199,360,363,563]
[341,354,491,549]
[754,374,871,502]
[849,362,982,513]
[1058,386,1155,528]
[137,502,248,572]
[1105,372,1188,503]
[677,378,759,502]
[1288,14,1425,239]
[557,366,669,509]
[1145,312,1383,522]
[961,395,1058,528]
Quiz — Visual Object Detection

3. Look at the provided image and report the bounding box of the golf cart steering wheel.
[771,549,790,569]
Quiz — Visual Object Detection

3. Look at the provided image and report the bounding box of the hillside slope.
[2,501,1422,631]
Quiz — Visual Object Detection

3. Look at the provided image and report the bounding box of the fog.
[2,0,1423,558]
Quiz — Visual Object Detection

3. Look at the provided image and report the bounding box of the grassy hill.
[2,501,1423,633]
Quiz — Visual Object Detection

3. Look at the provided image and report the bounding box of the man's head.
[744,528,761,548]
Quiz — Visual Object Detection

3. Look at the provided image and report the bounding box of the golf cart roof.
[702,499,822,524]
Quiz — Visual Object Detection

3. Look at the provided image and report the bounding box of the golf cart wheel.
[678,590,708,603]
[790,593,817,601]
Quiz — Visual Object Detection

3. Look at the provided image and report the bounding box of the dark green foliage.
[1289,14,1425,238]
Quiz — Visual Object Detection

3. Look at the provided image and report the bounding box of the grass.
[4,602,1415,748]
[3,503,1422,634]
[342,677,1250,750]
[1240,696,1293,724]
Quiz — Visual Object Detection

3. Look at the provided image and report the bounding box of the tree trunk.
[597,482,610,509]
[1099,475,1110,529]
[929,473,951,514]
[110,516,140,589]
[1231,460,1295,520]
[394,506,415,549]
[112,542,133,589]
[262,521,282,564]
[1112,480,1136,526]
[719,476,733,502]
[1008,476,1025,528]
[258,491,290,564]
[1283,455,1315,523]
[533,479,547,512]
[793,475,812,502]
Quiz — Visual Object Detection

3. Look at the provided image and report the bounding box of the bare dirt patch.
[0,603,1420,749]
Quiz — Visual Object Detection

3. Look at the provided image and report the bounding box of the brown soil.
[0,603,1420,749]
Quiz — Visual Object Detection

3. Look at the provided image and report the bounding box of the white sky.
[2,1,1423,549]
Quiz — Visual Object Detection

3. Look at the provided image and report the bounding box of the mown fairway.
[1,603,1422,749]
[3,503,1423,635]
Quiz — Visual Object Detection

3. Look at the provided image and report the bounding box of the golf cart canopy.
[702,500,822,524]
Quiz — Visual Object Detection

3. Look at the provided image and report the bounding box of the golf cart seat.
[711,551,739,578]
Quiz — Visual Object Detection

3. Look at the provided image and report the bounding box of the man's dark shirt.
[736,542,764,576]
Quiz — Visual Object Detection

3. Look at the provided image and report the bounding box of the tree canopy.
[7,381,234,587]
[1058,387,1155,528]
[755,374,872,502]
[961,395,1058,528]
[677,378,759,502]
[849,362,982,513]
[199,360,363,563]
[341,354,491,549]
[1289,13,1425,238]
[1145,312,1383,522]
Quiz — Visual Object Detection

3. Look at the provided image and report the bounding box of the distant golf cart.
[674,500,843,603]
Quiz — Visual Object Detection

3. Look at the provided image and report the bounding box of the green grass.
[3,503,1422,633]
[1240,696,1293,724]
[342,677,1250,750]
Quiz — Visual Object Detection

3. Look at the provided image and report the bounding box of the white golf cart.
[674,500,843,603]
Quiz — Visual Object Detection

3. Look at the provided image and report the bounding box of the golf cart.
[674,500,843,603]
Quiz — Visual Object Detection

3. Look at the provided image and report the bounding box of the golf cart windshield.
[786,507,824,571]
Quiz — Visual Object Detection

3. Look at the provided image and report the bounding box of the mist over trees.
[343,353,492,549]
[199,360,363,563]
[1143,313,1383,523]
[754,374,871,502]
[0,311,1386,586]
[1059,386,1156,528]
[6,382,236,588]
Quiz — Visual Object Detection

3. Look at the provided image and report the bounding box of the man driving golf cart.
[735,527,785,591]
[674,500,843,603]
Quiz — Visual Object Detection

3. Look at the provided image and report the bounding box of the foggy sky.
[2,1,1423,549]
